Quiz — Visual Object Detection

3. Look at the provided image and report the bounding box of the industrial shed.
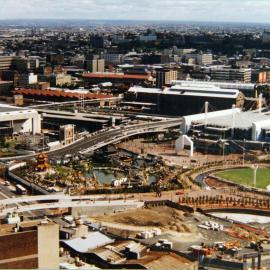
[126,84,244,116]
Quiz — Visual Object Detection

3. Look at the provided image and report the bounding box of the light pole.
[252,165,259,188]
[242,139,246,166]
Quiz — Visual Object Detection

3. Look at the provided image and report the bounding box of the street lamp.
[242,139,246,166]
[252,165,259,188]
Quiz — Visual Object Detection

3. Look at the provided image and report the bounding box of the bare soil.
[94,206,193,233]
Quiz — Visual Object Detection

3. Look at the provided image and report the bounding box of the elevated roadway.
[0,118,181,162]
[49,118,181,158]
[0,194,143,215]
[28,97,122,109]
[0,194,135,206]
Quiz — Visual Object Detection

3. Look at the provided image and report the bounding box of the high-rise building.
[84,54,105,73]
[156,68,178,88]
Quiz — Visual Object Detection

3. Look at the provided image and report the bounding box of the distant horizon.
[1,18,270,27]
[1,0,270,24]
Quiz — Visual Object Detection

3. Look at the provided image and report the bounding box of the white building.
[184,53,213,66]
[197,54,213,66]
[0,104,41,135]
[182,108,270,142]
[172,80,255,96]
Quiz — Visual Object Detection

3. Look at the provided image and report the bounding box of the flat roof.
[82,72,151,80]
[128,87,162,94]
[172,80,255,91]
[62,232,114,253]
[128,85,240,99]
[193,110,270,129]
[169,85,240,99]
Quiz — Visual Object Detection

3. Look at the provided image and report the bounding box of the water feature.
[86,169,125,185]
[148,174,158,184]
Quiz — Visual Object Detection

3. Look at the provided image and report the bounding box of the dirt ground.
[117,139,241,167]
[93,206,194,233]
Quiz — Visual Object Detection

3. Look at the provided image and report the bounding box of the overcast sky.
[0,0,270,23]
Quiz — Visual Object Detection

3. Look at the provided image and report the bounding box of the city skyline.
[1,0,270,24]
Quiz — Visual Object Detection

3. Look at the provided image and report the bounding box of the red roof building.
[14,89,112,102]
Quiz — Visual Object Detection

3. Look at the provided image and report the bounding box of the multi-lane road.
[49,118,182,157]
[0,118,182,162]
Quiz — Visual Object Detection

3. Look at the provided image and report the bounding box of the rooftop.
[93,240,146,264]
[14,89,112,100]
[128,85,240,99]
[193,109,270,129]
[172,80,255,91]
[62,232,114,253]
[82,72,151,80]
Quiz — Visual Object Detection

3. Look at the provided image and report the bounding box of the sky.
[0,0,270,23]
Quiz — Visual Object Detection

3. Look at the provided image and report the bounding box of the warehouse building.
[126,83,244,116]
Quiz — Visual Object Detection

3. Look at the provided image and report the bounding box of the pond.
[85,169,158,185]
[86,169,125,185]
[148,174,158,184]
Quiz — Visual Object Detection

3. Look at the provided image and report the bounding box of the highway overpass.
[29,97,122,109]
[48,118,182,157]
[0,118,182,161]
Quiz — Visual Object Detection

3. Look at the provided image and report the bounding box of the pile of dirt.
[94,206,193,233]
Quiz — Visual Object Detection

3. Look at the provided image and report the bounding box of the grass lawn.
[215,168,270,189]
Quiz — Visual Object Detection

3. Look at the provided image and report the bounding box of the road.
[0,198,144,216]
[0,118,181,162]
[48,118,181,157]
[0,179,49,219]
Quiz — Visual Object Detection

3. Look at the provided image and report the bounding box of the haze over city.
[0,0,270,23]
